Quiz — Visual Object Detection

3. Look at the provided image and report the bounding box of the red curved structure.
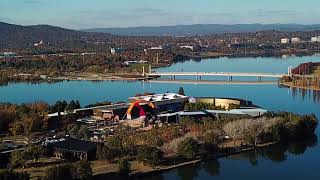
[126,100,155,120]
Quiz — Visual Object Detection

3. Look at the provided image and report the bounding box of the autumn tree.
[177,137,199,159]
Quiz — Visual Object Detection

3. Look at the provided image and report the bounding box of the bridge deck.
[148,72,286,78]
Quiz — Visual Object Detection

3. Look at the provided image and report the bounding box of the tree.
[50,101,68,113]
[44,162,92,180]
[177,137,199,159]
[9,121,24,137]
[71,160,93,180]
[44,164,73,180]
[178,87,185,96]
[0,169,29,180]
[203,129,223,149]
[23,146,46,162]
[136,145,163,167]
[10,151,25,168]
[16,104,30,117]
[76,126,90,140]
[65,100,81,112]
[118,158,131,176]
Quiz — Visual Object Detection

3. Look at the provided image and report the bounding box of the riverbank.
[93,141,277,178]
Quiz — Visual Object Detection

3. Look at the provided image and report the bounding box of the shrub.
[202,129,223,149]
[177,137,199,159]
[23,146,46,162]
[178,87,185,96]
[118,158,131,176]
[10,151,25,168]
[0,169,29,180]
[96,144,117,162]
[161,133,198,154]
[144,128,164,147]
[223,117,283,144]
[136,145,163,167]
[184,102,224,111]
[71,160,93,180]
[44,162,93,180]
[44,164,73,180]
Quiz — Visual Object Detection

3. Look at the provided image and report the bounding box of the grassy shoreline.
[93,141,277,178]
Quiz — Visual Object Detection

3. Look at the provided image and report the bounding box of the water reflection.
[228,135,317,165]
[176,163,202,180]
[138,136,317,180]
[202,159,220,176]
[284,86,320,103]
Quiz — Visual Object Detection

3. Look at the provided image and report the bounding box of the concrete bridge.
[142,65,293,82]
[147,72,288,82]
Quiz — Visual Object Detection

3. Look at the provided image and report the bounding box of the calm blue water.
[1,55,320,180]
[160,55,320,73]
[156,55,320,81]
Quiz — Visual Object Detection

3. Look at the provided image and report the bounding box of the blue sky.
[0,0,319,29]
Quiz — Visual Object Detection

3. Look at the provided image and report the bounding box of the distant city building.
[123,60,148,66]
[110,47,123,55]
[2,52,16,58]
[150,46,163,50]
[34,40,44,47]
[281,38,290,44]
[180,45,194,51]
[311,36,320,42]
[232,38,240,44]
[110,48,116,55]
[81,52,96,56]
[311,37,318,42]
[291,37,300,43]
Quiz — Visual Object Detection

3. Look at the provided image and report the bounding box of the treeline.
[0,100,81,136]
[94,111,318,175]
[0,145,93,180]
[0,73,44,86]
[282,75,320,89]
[184,102,240,111]
[0,102,49,136]
[0,99,119,136]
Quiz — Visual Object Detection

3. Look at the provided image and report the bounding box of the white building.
[311,37,318,42]
[180,45,194,51]
[123,60,148,66]
[110,48,116,55]
[34,40,44,47]
[281,38,290,44]
[311,36,320,42]
[150,46,163,50]
[3,52,16,58]
[291,37,300,43]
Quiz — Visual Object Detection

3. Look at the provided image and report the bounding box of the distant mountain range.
[2,21,320,49]
[82,23,320,36]
[0,22,90,49]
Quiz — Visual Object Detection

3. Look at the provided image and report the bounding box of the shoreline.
[280,82,320,91]
[2,52,320,86]
[94,142,277,178]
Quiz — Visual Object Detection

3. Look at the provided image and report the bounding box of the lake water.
[1,55,320,180]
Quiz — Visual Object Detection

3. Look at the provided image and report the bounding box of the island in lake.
[0,90,318,179]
